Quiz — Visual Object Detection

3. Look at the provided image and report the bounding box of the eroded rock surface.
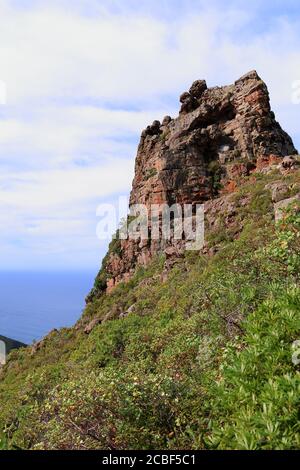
[91,71,297,296]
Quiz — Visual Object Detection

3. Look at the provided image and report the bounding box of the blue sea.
[0,271,96,345]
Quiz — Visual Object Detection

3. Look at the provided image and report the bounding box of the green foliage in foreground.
[0,172,299,450]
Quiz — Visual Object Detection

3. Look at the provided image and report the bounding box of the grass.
[0,168,299,450]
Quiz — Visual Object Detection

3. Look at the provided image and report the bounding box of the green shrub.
[145,168,158,180]
[0,170,300,450]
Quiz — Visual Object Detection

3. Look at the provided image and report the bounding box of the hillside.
[0,71,299,450]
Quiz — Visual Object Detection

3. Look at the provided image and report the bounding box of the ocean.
[0,271,96,345]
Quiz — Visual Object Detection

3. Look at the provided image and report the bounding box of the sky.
[0,0,299,271]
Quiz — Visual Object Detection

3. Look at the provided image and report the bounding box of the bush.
[0,170,300,450]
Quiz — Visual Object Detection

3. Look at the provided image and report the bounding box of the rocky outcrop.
[91,71,297,296]
[130,70,295,210]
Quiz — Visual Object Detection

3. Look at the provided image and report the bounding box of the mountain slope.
[0,72,300,450]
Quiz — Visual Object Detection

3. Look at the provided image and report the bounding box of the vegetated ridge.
[0,71,299,450]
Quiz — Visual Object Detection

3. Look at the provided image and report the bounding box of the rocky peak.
[91,71,297,297]
[131,70,295,210]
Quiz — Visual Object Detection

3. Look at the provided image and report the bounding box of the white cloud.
[0,158,133,209]
[0,106,168,167]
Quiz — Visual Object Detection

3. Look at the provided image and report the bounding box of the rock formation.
[90,70,297,297]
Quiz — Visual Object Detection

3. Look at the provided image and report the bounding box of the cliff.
[91,70,297,296]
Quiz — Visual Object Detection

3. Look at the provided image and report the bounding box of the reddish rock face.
[223,180,237,194]
[130,70,295,211]
[95,71,297,294]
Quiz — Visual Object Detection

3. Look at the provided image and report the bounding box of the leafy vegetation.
[0,169,299,450]
[208,160,224,195]
[145,168,158,180]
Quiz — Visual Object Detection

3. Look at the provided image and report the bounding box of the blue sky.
[0,0,299,270]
